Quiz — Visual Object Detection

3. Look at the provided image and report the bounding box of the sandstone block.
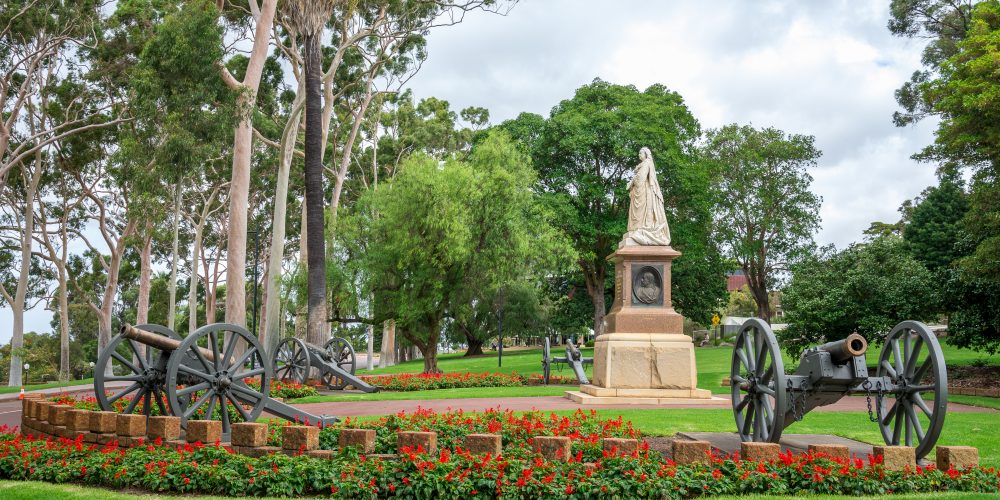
[231,422,268,447]
[741,442,780,462]
[873,446,916,471]
[602,438,639,456]
[282,425,319,450]
[66,410,92,432]
[672,439,711,465]
[307,449,334,460]
[117,414,147,437]
[532,436,571,461]
[147,416,181,441]
[240,445,282,458]
[808,444,850,461]
[339,428,375,453]
[464,433,502,456]
[186,420,221,444]
[90,411,118,433]
[36,402,53,422]
[397,431,438,455]
[936,446,978,470]
[49,404,73,425]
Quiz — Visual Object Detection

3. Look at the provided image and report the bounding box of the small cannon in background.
[271,336,379,392]
[541,337,592,384]
[731,319,948,460]
[94,323,338,435]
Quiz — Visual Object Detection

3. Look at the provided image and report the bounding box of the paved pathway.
[291,394,995,418]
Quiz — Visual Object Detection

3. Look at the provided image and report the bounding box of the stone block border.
[17,399,980,471]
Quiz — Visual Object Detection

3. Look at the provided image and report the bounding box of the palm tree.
[283,0,339,346]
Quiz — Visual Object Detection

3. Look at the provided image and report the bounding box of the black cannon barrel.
[120,324,217,361]
[815,333,868,363]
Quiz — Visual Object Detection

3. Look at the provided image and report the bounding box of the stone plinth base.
[592,333,706,392]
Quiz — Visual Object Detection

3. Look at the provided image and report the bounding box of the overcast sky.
[1,0,941,341]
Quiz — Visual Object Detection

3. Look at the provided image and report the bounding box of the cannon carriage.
[271,336,378,392]
[94,323,338,434]
[731,318,948,460]
[540,337,592,385]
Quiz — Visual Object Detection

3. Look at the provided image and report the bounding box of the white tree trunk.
[263,89,304,355]
[136,232,153,324]
[379,319,396,368]
[6,153,42,386]
[189,219,205,334]
[167,182,181,330]
[222,0,277,328]
[367,323,374,371]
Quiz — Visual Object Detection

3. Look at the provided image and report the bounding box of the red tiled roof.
[727,274,748,292]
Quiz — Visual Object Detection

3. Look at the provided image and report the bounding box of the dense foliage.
[3,424,999,498]
[780,237,938,356]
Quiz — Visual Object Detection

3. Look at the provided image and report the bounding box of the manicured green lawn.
[0,480,992,500]
[0,378,94,394]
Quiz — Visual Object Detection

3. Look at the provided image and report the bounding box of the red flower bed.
[358,371,579,391]
[1,423,998,498]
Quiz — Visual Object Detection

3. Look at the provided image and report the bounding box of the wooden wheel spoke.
[124,388,146,414]
[233,367,266,380]
[153,390,167,416]
[743,337,756,372]
[110,352,141,375]
[909,384,935,392]
[891,338,904,376]
[204,391,218,420]
[219,392,231,430]
[758,385,775,397]
[913,393,933,419]
[891,402,904,444]
[736,349,752,374]
[913,357,933,383]
[742,405,755,437]
[732,374,748,385]
[905,402,925,443]
[191,345,214,373]
[178,364,215,383]
[880,359,897,379]
[177,381,211,397]
[185,389,214,419]
[232,347,256,371]
[107,382,141,404]
[736,394,751,412]
[903,331,912,369]
[230,384,264,402]
[227,393,252,422]
[221,333,240,368]
[760,364,774,385]
[905,336,924,377]
[209,331,221,371]
[128,340,150,372]
[881,399,898,426]
[142,389,152,416]
[106,375,142,382]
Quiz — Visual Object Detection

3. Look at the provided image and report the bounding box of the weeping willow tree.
[282,0,340,346]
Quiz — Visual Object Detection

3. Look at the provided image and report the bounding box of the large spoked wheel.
[542,337,552,384]
[875,321,947,460]
[95,324,179,416]
[731,318,787,443]
[166,323,271,434]
[273,337,309,384]
[323,337,356,390]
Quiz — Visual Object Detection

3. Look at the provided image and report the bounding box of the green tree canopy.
[500,79,726,335]
[702,124,823,321]
[780,237,938,357]
[339,132,573,373]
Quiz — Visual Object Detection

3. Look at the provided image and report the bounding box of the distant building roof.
[726,270,748,292]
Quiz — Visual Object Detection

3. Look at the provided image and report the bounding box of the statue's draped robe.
[623,156,671,246]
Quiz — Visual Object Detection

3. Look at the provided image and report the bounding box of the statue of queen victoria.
[620,147,671,247]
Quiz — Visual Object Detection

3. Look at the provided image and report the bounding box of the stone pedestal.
[568,245,714,404]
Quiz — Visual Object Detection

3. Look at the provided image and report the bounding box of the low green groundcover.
[4,409,1000,498]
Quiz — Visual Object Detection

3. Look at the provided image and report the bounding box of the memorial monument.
[567,147,715,404]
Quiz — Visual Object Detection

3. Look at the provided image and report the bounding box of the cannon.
[541,337,592,385]
[93,323,338,434]
[731,318,948,460]
[272,336,378,392]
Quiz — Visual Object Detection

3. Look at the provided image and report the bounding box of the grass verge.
[0,378,94,395]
